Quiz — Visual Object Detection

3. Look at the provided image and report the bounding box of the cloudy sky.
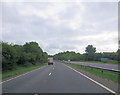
[2,0,118,55]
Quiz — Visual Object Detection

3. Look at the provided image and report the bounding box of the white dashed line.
[49,73,51,76]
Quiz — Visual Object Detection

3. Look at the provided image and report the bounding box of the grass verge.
[65,63,120,83]
[76,60,118,65]
[2,63,47,80]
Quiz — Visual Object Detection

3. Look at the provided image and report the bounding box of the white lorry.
[48,57,53,65]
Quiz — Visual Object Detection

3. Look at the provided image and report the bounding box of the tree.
[53,51,83,61]
[2,41,48,72]
[94,53,102,61]
[85,45,96,61]
[117,49,120,63]
[23,42,44,64]
[2,43,17,71]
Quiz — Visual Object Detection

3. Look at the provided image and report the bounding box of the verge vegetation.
[2,63,47,80]
[65,63,120,83]
[2,41,48,79]
[76,60,118,65]
[54,45,119,65]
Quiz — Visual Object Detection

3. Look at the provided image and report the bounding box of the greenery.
[85,45,96,61]
[54,51,84,61]
[118,49,120,63]
[76,60,118,64]
[2,41,48,72]
[102,59,118,64]
[2,42,119,80]
[2,63,46,79]
[65,63,120,83]
[53,45,119,64]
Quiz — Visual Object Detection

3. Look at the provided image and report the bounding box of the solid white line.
[0,66,46,84]
[64,64,116,93]
[49,73,51,76]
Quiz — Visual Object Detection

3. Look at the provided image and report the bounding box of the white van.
[48,57,53,65]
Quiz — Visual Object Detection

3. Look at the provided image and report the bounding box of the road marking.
[64,64,116,93]
[53,68,54,70]
[49,73,51,76]
[0,66,46,84]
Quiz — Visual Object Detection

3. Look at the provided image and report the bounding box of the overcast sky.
[2,1,118,55]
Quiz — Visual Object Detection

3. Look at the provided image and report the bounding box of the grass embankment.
[76,60,118,65]
[65,63,120,83]
[2,63,47,80]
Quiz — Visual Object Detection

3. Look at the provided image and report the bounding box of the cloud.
[2,2,118,55]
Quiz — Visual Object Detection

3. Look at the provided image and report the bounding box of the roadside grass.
[65,63,120,83]
[2,63,47,80]
[76,60,118,65]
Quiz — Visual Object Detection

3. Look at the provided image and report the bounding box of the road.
[2,62,115,93]
[66,61,119,70]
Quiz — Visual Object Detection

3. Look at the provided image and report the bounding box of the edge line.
[1,65,46,84]
[64,64,116,93]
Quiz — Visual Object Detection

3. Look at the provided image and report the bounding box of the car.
[68,60,70,62]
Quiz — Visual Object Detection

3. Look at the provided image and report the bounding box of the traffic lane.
[68,61,118,70]
[2,64,54,93]
[37,62,111,93]
[3,62,113,93]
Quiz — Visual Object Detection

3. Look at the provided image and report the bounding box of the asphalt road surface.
[2,62,114,93]
[67,61,119,70]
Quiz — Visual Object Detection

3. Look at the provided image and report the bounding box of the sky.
[1,0,118,55]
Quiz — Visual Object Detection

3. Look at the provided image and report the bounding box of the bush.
[2,42,48,72]
[23,62,33,67]
[103,59,118,64]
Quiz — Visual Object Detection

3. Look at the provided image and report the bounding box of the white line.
[64,64,116,93]
[53,68,54,70]
[0,66,46,84]
[49,73,51,76]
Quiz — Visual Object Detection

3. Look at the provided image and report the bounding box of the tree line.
[54,45,119,63]
[2,43,119,72]
[2,42,48,72]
